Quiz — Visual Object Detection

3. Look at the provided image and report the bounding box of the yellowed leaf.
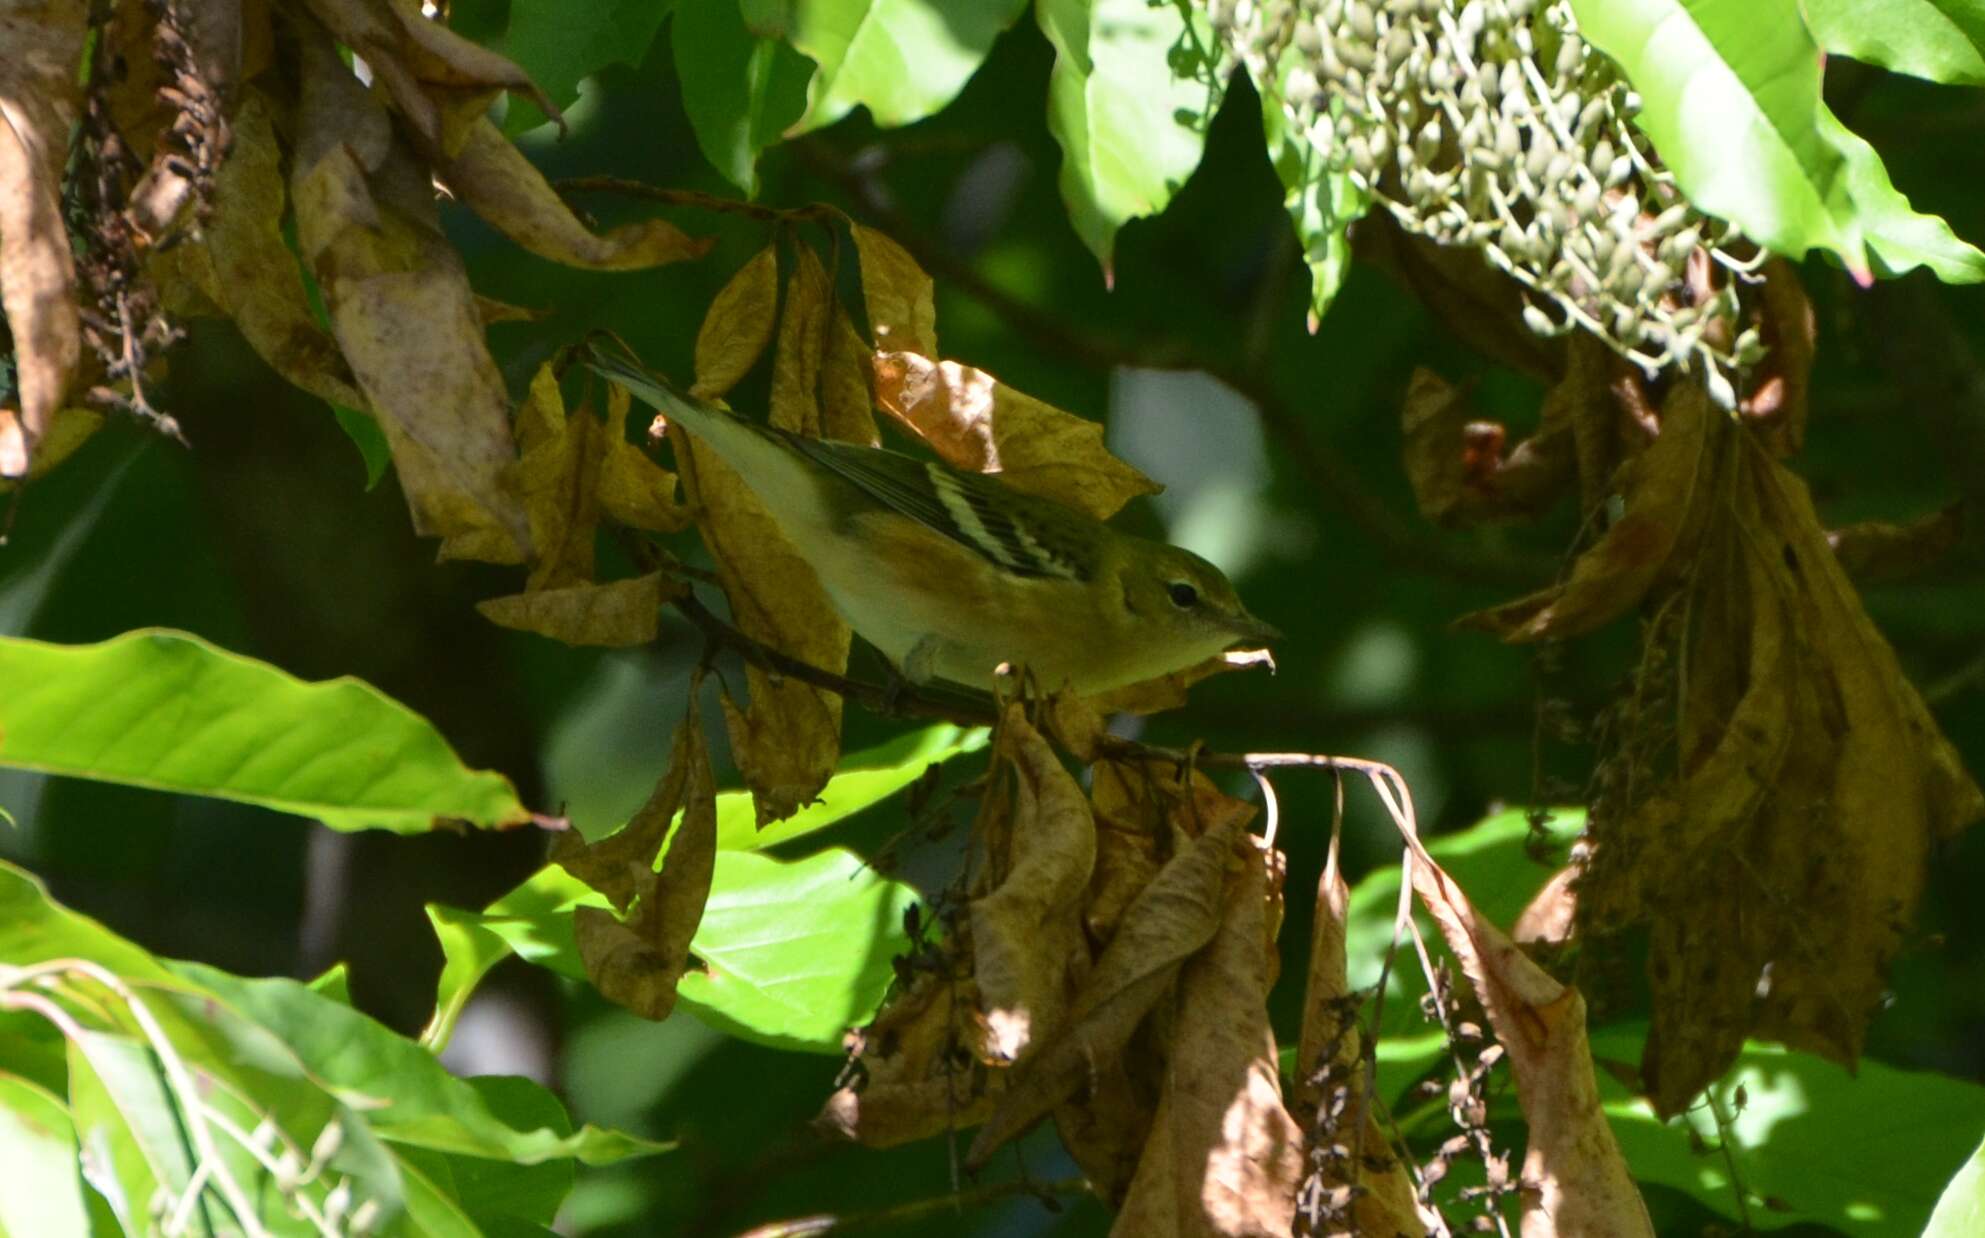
[519,383,606,592]
[852,223,937,356]
[477,574,670,647]
[770,243,833,434]
[301,0,556,157]
[597,382,692,532]
[681,252,849,824]
[0,0,87,477]
[0,408,101,492]
[821,304,880,446]
[474,293,548,325]
[1400,360,1584,528]
[570,709,718,1020]
[179,90,364,409]
[872,350,1160,519]
[444,119,713,270]
[290,31,528,563]
[692,244,780,400]
[970,707,1097,1063]
[1114,841,1303,1238]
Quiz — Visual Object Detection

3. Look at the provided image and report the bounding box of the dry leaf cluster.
[1402,258,1984,1115]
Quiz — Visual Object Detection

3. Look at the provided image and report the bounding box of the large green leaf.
[1594,1025,1985,1234]
[0,1074,90,1238]
[674,1,816,197]
[713,723,987,850]
[1803,0,1985,86]
[446,845,919,1053]
[1927,1135,1985,1238]
[494,0,678,135]
[0,630,529,834]
[785,0,1030,134]
[1569,0,1985,282]
[1036,0,1211,274]
[1259,49,1368,329]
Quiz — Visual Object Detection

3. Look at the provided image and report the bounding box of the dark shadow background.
[3,13,1982,1238]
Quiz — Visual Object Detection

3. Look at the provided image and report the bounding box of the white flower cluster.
[1209,0,1764,403]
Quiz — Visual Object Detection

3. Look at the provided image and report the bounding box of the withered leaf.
[852,223,938,356]
[597,382,692,533]
[970,707,1098,1063]
[0,408,102,492]
[681,251,849,824]
[556,709,699,909]
[477,573,672,647]
[817,969,1000,1147]
[770,243,833,435]
[568,708,718,1020]
[1400,361,1585,528]
[1740,260,1815,458]
[821,304,880,446]
[444,119,714,270]
[0,0,87,478]
[1463,379,1714,641]
[291,31,528,563]
[166,89,363,409]
[301,0,556,157]
[872,351,1161,519]
[1114,840,1303,1238]
[692,243,779,400]
[1405,841,1652,1237]
[968,813,1247,1168]
[1828,503,1963,584]
[517,368,607,591]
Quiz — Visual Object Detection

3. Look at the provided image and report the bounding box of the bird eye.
[1167,581,1199,609]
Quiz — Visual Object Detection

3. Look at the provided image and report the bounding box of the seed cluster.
[1208,0,1764,403]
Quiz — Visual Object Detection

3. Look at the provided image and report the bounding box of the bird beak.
[1227,614,1282,645]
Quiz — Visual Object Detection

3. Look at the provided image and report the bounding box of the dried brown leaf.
[817,969,1000,1147]
[872,351,1160,519]
[971,707,1098,1063]
[1400,351,1595,527]
[291,31,528,562]
[444,118,713,270]
[852,223,938,356]
[517,368,607,591]
[1114,841,1303,1238]
[1828,503,1964,584]
[968,814,1246,1168]
[1740,260,1815,458]
[692,243,779,400]
[683,251,849,823]
[770,243,832,435]
[1085,760,1170,949]
[569,710,717,1020]
[597,382,692,533]
[166,89,362,408]
[1463,380,1714,641]
[301,0,555,157]
[1406,849,1652,1238]
[555,710,700,911]
[477,573,672,647]
[0,0,87,477]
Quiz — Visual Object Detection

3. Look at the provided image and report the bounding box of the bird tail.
[581,344,727,435]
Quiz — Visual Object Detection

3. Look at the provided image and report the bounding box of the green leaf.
[496,0,679,136]
[675,847,918,1051]
[0,630,529,834]
[1568,0,1985,282]
[714,723,987,850]
[0,1074,90,1238]
[673,2,815,197]
[786,0,1030,134]
[423,904,519,1052]
[394,1077,578,1232]
[1803,0,1985,86]
[1259,49,1367,328]
[1594,1025,1985,1234]
[449,846,918,1053]
[167,961,670,1166]
[331,403,393,490]
[1927,1134,1985,1238]
[1036,0,1212,274]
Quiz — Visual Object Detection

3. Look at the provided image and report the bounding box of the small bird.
[587,347,1278,694]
